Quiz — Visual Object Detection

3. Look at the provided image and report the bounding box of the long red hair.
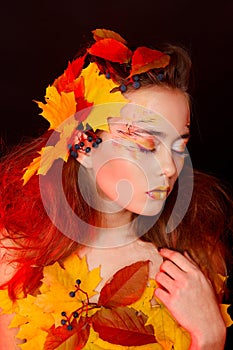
[0,44,232,301]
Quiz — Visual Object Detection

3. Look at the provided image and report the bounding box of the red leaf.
[130,46,170,76]
[91,307,156,346]
[98,260,149,307]
[88,38,132,64]
[53,54,86,93]
[74,77,93,120]
[44,317,90,350]
[92,29,127,44]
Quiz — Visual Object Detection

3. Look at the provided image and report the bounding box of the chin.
[127,201,165,217]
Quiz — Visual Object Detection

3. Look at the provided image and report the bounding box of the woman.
[0,29,232,349]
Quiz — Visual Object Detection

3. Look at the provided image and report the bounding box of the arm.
[154,248,226,350]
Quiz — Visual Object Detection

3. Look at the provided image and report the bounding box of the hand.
[154,248,226,350]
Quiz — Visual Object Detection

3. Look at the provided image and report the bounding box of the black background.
[1,0,233,346]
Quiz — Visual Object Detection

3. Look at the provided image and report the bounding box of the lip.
[146,186,170,200]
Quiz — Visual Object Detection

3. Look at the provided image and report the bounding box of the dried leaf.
[91,307,156,346]
[130,47,170,77]
[88,39,132,64]
[98,261,149,307]
[92,29,127,44]
[44,317,90,350]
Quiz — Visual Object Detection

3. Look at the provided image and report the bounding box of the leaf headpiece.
[22,29,170,184]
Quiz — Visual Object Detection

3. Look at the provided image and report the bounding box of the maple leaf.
[53,55,87,94]
[92,29,127,44]
[146,300,190,350]
[36,87,76,131]
[11,294,54,341]
[98,261,149,307]
[0,289,16,314]
[130,47,170,77]
[80,63,128,131]
[88,39,132,64]
[35,254,102,327]
[91,307,156,346]
[22,152,42,185]
[19,330,48,350]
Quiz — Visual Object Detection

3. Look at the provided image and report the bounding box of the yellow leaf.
[92,29,127,44]
[220,304,233,327]
[37,87,76,131]
[84,328,162,350]
[19,330,48,350]
[146,299,189,350]
[0,289,15,314]
[130,279,156,317]
[22,153,42,185]
[35,254,102,327]
[81,63,128,131]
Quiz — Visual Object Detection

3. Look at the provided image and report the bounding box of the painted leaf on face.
[88,39,132,64]
[44,317,90,350]
[98,261,149,307]
[53,55,87,94]
[91,307,156,346]
[130,47,170,77]
[92,29,127,44]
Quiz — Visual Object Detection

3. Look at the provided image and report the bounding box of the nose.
[156,146,177,178]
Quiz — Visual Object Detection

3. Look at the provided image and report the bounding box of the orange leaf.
[130,47,170,77]
[44,317,90,350]
[53,55,87,93]
[91,307,156,346]
[92,29,127,44]
[98,261,149,307]
[88,38,132,64]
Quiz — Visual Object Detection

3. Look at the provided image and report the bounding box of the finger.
[160,259,185,279]
[155,271,174,293]
[158,248,197,272]
[154,286,170,305]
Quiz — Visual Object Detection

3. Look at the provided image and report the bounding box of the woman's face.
[89,86,190,216]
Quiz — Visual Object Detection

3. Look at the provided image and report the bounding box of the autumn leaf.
[92,29,127,44]
[35,255,102,327]
[81,63,128,131]
[130,279,157,317]
[36,86,76,131]
[88,38,132,64]
[91,307,156,346]
[44,317,90,350]
[130,47,170,77]
[98,261,149,307]
[0,289,16,314]
[146,300,190,350]
[53,55,87,94]
[220,304,233,327]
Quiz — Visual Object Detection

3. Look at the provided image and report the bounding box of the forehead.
[119,86,190,134]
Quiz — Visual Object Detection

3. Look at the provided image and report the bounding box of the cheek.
[95,159,149,202]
